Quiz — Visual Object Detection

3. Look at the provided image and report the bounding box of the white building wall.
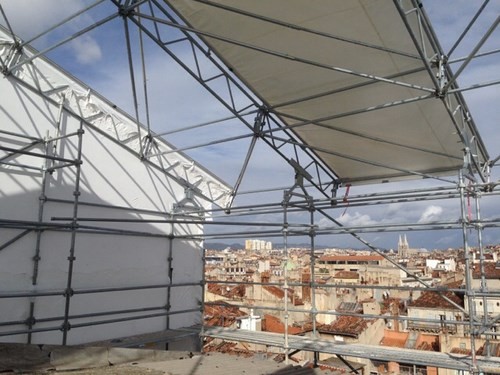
[0,36,228,345]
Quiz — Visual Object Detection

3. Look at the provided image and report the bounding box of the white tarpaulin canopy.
[165,0,489,184]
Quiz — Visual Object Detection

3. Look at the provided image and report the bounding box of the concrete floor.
[0,343,332,375]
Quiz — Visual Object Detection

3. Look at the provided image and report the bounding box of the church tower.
[398,234,409,258]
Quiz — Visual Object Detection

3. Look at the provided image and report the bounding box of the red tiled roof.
[473,263,500,279]
[204,340,253,357]
[262,285,303,305]
[319,316,371,337]
[204,302,247,327]
[451,344,500,357]
[207,284,246,298]
[450,347,471,355]
[319,255,384,262]
[263,285,285,299]
[262,314,312,335]
[415,334,439,352]
[380,331,408,348]
[408,290,463,309]
[380,330,439,351]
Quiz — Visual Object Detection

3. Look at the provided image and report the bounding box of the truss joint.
[253,106,268,137]
[118,5,135,18]
[173,187,204,217]
[309,226,317,238]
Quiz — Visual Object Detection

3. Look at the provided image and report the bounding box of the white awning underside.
[166,0,488,184]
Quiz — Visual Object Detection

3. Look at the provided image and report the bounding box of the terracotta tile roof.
[415,334,439,352]
[319,316,372,338]
[262,285,303,305]
[204,302,247,327]
[451,343,500,357]
[263,285,285,299]
[204,340,253,357]
[380,330,439,351]
[319,254,384,262]
[416,341,433,351]
[477,343,500,357]
[380,331,408,348]
[473,262,500,279]
[332,271,359,279]
[450,347,471,355]
[444,280,464,288]
[261,314,313,335]
[207,284,246,298]
[408,290,464,309]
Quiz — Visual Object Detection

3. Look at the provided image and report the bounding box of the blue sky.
[1,0,499,250]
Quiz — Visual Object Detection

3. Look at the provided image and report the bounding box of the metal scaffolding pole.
[475,188,491,356]
[282,191,290,365]
[165,217,174,337]
[309,204,319,367]
[27,136,50,344]
[458,169,478,374]
[61,121,85,345]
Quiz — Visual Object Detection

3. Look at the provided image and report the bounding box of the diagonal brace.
[225,107,267,212]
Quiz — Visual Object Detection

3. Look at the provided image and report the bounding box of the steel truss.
[0,1,499,374]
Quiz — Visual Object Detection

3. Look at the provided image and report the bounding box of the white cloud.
[418,205,443,223]
[70,36,102,65]
[0,0,90,41]
[335,211,377,227]
[436,235,456,246]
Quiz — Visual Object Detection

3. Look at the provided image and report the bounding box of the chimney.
[302,272,311,302]
[392,302,400,332]
[261,272,270,284]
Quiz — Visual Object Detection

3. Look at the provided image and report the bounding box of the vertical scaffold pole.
[282,189,290,365]
[61,121,84,345]
[165,217,174,349]
[28,138,50,344]
[200,243,207,352]
[309,205,319,366]
[475,189,490,356]
[30,97,65,344]
[458,169,477,374]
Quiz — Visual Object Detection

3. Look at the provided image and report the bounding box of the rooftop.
[319,316,372,338]
[332,270,359,279]
[262,314,313,335]
[473,262,500,279]
[318,255,384,262]
[408,290,464,310]
[204,302,247,328]
[0,344,332,375]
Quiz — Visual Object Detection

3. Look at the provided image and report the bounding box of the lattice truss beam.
[0,0,500,373]
[1,0,497,204]
[2,1,496,205]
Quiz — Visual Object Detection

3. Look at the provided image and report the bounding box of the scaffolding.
[0,0,499,373]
